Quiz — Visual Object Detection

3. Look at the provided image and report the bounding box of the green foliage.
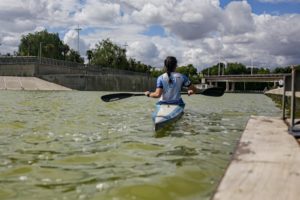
[176,64,197,77]
[66,49,84,63]
[225,63,247,74]
[176,64,199,83]
[19,30,64,59]
[86,50,93,64]
[272,66,292,73]
[128,58,152,73]
[89,38,152,73]
[150,68,164,78]
[201,63,225,75]
[90,38,128,69]
[18,30,83,63]
[257,68,270,74]
[201,62,272,75]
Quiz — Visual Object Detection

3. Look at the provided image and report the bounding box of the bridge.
[203,74,289,91]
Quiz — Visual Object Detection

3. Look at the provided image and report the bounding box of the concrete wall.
[37,64,84,75]
[0,64,36,76]
[0,57,156,91]
[40,74,157,91]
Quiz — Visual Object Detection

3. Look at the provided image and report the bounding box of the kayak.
[152,104,184,131]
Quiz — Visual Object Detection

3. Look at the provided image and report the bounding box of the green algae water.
[0,91,281,200]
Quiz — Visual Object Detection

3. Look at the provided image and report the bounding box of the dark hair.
[164,56,177,84]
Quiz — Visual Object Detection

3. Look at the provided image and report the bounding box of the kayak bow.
[153,104,184,131]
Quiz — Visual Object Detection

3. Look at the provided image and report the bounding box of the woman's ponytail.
[164,56,177,84]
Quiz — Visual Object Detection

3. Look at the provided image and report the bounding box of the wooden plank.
[213,116,300,200]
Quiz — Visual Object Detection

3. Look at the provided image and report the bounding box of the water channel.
[0,91,281,200]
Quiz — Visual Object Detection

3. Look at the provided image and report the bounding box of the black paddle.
[101,87,225,102]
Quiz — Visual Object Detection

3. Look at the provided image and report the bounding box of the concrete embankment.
[265,88,300,116]
[0,76,72,91]
[40,74,156,91]
[212,116,300,200]
[0,57,156,92]
[265,87,300,98]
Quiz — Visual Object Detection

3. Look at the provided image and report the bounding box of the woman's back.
[157,72,191,104]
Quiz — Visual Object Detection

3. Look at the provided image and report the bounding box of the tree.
[90,38,129,69]
[201,63,225,76]
[225,63,247,75]
[88,38,154,73]
[86,50,93,64]
[151,68,164,78]
[18,30,68,59]
[61,44,70,60]
[257,68,270,74]
[66,49,84,63]
[272,66,292,74]
[176,64,199,83]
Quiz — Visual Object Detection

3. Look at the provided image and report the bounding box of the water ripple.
[0,91,281,200]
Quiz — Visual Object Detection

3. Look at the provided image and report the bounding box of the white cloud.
[223,1,255,35]
[75,0,121,25]
[131,3,165,24]
[1,0,300,68]
[131,0,223,40]
[63,29,88,55]
[127,41,159,66]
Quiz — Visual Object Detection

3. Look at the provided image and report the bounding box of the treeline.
[200,62,297,90]
[16,30,152,74]
[201,62,293,75]
[4,30,296,83]
[151,64,200,83]
[18,30,83,63]
[87,38,152,73]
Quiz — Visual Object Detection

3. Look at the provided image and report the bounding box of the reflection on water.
[0,91,280,200]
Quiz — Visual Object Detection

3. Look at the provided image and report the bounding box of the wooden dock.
[212,116,300,200]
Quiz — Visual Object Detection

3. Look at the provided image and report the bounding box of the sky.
[0,0,300,71]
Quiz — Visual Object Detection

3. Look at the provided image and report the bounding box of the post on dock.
[288,65,300,136]
[290,66,296,128]
[282,75,287,120]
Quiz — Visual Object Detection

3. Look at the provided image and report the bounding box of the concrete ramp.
[0,76,71,91]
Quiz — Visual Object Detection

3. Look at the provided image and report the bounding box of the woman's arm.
[187,84,197,96]
[145,88,163,98]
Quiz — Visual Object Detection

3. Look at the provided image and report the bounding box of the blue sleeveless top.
[156,72,191,105]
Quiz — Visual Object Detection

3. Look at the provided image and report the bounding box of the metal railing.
[282,65,300,136]
[0,56,38,64]
[204,74,289,77]
[0,56,149,76]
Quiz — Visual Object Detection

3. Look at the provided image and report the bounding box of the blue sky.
[220,0,300,15]
[142,0,300,38]
[0,0,300,69]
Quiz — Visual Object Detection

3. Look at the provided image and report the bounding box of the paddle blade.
[101,93,144,102]
[198,87,225,97]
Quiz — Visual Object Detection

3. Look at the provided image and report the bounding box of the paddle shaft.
[101,87,225,102]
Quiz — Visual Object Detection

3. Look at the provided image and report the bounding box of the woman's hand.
[187,84,197,96]
[188,90,194,96]
[145,88,162,98]
[145,91,151,97]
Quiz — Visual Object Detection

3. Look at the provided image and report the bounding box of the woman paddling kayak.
[144,56,197,105]
[145,56,197,130]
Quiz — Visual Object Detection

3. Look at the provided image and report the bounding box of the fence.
[282,65,300,136]
[0,56,149,77]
